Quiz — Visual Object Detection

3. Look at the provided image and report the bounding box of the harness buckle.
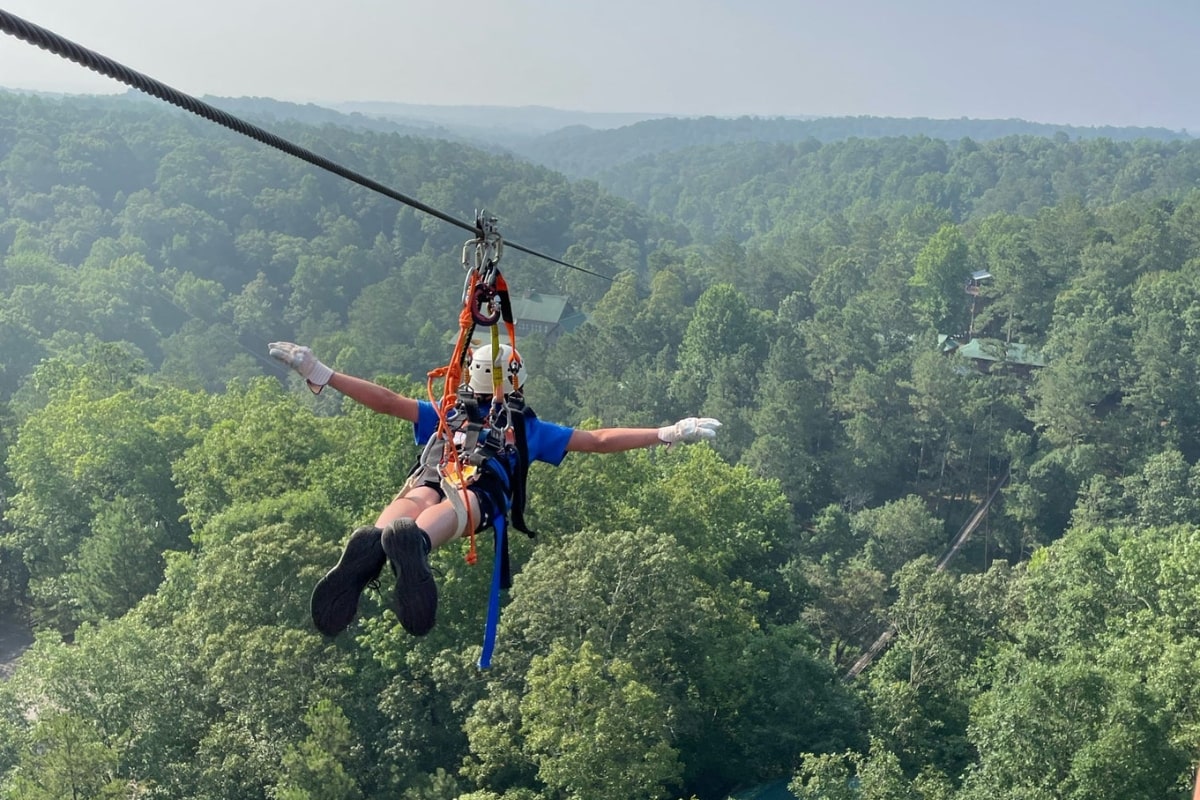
[443,460,477,488]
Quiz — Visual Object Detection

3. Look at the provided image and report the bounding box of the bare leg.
[374,485,440,529]
[416,493,483,549]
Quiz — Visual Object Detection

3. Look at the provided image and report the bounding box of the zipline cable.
[0,7,617,283]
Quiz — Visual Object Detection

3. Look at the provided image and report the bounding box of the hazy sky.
[0,0,1195,131]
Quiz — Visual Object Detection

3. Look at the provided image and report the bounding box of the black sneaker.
[381,520,438,636]
[310,526,386,637]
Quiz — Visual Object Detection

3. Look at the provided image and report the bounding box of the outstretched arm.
[566,417,721,454]
[567,427,663,454]
[269,341,420,422]
[327,372,420,421]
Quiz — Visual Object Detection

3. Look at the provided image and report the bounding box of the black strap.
[507,402,535,538]
[497,525,513,590]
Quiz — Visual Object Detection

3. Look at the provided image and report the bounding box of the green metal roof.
[943,336,1046,367]
[556,309,588,333]
[955,338,1007,362]
[510,291,570,325]
[1003,342,1047,367]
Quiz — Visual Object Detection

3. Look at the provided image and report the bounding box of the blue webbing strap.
[478,514,506,668]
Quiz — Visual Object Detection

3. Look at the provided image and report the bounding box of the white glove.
[658,417,721,445]
[268,341,333,388]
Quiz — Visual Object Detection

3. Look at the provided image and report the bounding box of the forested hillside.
[508,115,1193,179]
[595,134,1200,246]
[3,90,1200,799]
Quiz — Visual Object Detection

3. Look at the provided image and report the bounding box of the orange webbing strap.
[426,277,482,564]
[421,267,519,570]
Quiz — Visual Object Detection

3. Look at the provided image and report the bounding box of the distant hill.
[7,88,1189,183]
[200,95,462,138]
[301,103,1197,181]
[504,115,1195,179]
[0,88,470,142]
[329,100,686,135]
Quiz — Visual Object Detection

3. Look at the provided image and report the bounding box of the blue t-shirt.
[413,399,574,467]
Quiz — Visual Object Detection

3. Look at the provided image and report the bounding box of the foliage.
[6,90,1200,799]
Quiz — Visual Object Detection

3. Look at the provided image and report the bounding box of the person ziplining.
[269,218,720,666]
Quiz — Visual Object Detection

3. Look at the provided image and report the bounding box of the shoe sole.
[311,527,385,637]
[381,523,437,636]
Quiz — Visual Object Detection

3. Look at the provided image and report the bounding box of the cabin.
[462,291,587,347]
[939,334,1046,376]
[508,291,586,343]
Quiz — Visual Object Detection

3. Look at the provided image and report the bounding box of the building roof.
[510,291,570,325]
[940,335,1046,367]
[558,308,588,333]
[1003,342,1046,367]
[452,291,587,346]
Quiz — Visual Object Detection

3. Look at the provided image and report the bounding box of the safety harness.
[413,213,534,667]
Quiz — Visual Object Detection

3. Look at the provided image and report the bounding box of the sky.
[0,0,1196,132]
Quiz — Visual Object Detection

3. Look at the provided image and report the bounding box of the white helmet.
[468,343,525,395]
